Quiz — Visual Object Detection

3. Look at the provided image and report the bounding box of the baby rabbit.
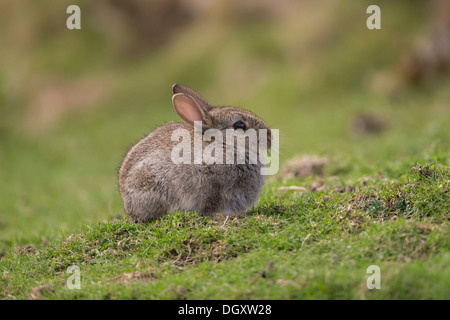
[119,84,271,222]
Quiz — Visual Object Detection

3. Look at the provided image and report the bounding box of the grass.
[1,158,449,299]
[0,0,449,299]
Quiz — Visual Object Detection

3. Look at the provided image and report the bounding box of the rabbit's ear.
[172,84,212,111]
[172,93,211,125]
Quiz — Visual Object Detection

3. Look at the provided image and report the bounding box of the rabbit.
[118,84,272,222]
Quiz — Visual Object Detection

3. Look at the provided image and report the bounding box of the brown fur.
[118,84,271,222]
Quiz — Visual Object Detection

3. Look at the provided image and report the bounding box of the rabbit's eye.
[233,121,246,130]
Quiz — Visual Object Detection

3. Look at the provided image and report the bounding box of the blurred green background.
[0,0,449,253]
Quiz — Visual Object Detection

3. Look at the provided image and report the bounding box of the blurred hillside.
[1,0,449,133]
[0,0,449,247]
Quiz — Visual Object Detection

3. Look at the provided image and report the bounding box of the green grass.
[1,0,449,299]
[1,158,449,299]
